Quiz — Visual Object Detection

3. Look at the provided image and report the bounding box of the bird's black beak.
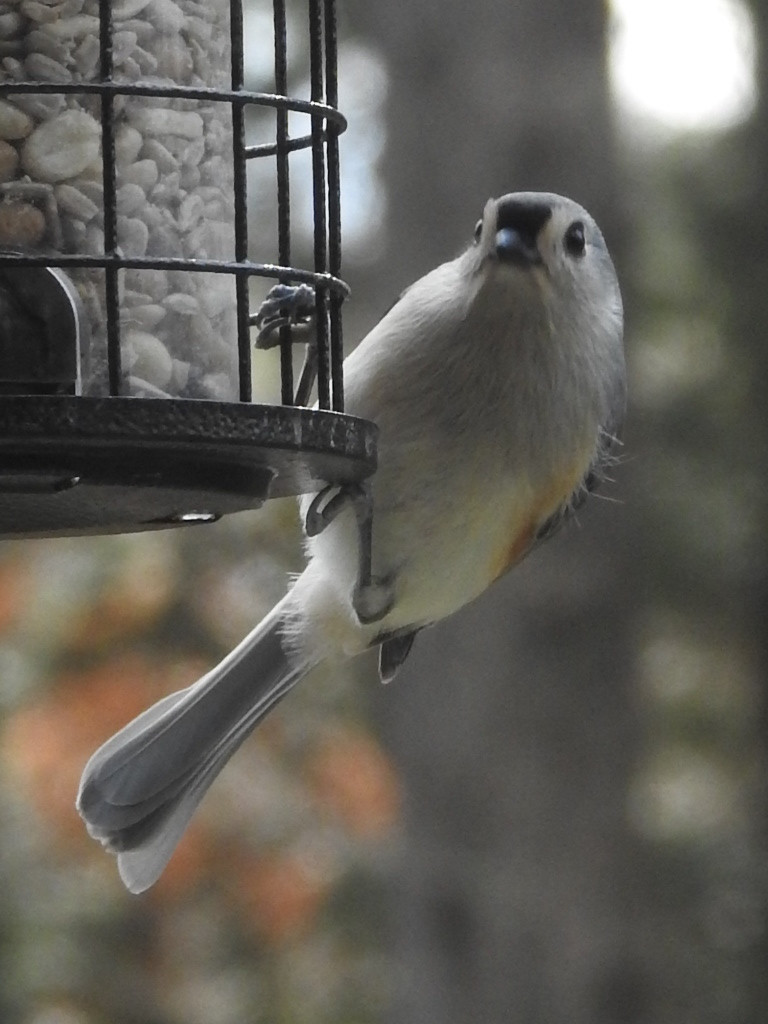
[495,227,543,266]
[494,197,552,267]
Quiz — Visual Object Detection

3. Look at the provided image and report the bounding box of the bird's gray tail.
[76,596,311,894]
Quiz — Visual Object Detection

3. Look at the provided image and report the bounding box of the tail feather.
[76,597,312,893]
[114,667,302,893]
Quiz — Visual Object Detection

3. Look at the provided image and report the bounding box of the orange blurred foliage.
[1,655,206,856]
[0,556,31,633]
[306,727,401,838]
[228,848,333,945]
[67,560,176,653]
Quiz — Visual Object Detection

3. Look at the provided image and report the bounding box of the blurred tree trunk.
[688,1,768,1017]
[347,2,644,1022]
[748,6,768,1002]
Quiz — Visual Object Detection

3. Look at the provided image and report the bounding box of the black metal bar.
[274,0,294,406]
[308,0,330,410]
[0,252,350,296]
[324,0,344,412]
[230,0,251,402]
[98,0,121,397]
[246,132,327,160]
[0,81,347,131]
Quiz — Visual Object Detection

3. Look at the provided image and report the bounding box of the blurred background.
[1,0,767,1021]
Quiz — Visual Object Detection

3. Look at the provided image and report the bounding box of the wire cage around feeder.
[0,0,377,538]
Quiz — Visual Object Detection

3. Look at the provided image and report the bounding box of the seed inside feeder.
[0,0,237,400]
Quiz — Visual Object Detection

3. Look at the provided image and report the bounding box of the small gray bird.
[78,192,626,893]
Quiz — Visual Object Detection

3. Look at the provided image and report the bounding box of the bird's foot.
[254,283,316,349]
[353,576,395,625]
[305,480,391,625]
[304,483,356,537]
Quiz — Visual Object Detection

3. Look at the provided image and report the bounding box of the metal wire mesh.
[0,0,347,410]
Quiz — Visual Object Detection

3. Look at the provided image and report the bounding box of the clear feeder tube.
[0,0,238,399]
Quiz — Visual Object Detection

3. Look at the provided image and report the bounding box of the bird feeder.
[0,0,376,537]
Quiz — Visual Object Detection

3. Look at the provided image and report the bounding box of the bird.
[77,191,626,893]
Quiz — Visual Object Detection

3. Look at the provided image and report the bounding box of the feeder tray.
[0,395,376,538]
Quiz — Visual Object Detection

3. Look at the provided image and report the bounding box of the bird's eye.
[564,221,586,258]
[473,219,482,244]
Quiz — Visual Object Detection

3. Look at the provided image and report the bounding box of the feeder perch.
[0,0,377,538]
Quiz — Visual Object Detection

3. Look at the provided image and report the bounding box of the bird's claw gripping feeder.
[0,0,378,576]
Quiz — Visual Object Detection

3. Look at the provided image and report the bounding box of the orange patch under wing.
[489,519,539,582]
[489,460,589,581]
